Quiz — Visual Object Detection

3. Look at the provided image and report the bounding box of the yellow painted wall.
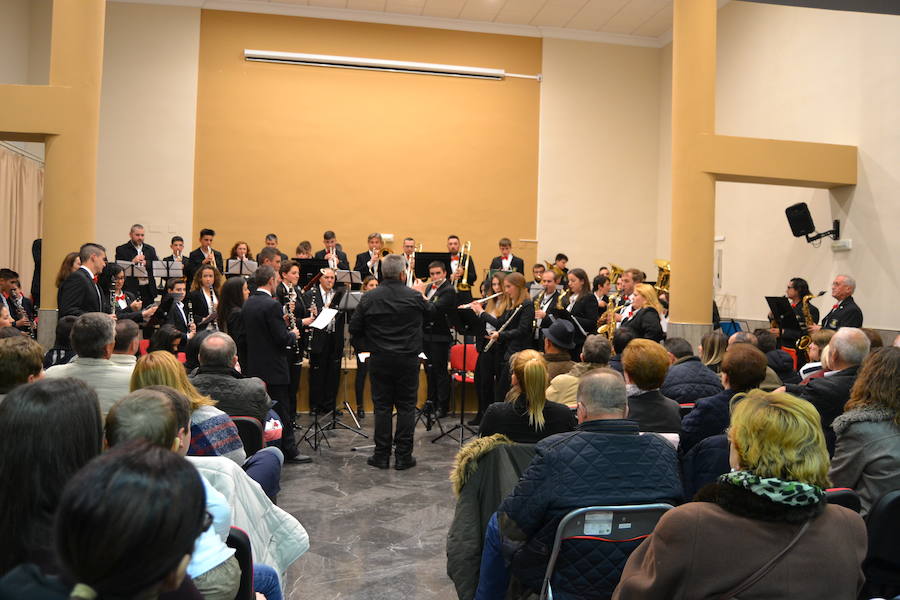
[194,10,541,276]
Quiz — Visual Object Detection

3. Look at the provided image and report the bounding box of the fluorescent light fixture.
[243,49,540,81]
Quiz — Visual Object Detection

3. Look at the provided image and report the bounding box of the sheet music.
[310,307,338,330]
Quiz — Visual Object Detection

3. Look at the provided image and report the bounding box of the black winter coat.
[660,356,723,404]
[679,388,738,455]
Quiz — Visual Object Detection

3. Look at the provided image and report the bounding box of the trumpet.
[459,292,502,309]
[457,241,472,292]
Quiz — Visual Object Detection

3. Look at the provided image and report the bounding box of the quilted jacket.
[679,388,738,455]
[497,419,682,598]
[679,433,730,500]
[660,356,723,404]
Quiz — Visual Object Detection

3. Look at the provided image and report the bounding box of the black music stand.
[226,258,257,278]
[414,252,452,280]
[152,260,183,281]
[414,349,445,434]
[321,290,369,441]
[765,296,801,333]
[297,259,329,287]
[116,261,149,280]
[431,307,480,445]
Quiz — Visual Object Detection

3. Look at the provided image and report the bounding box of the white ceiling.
[110,0,718,47]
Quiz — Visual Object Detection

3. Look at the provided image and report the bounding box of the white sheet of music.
[310,307,338,330]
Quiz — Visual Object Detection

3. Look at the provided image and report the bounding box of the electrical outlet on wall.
[831,239,852,252]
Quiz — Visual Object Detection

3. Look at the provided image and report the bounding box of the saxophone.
[796,291,825,350]
[533,290,545,335]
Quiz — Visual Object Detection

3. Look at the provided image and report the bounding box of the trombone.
[457,241,472,292]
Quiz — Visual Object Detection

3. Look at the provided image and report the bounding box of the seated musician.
[619,284,665,342]
[532,269,562,350]
[295,241,313,260]
[769,277,820,349]
[528,263,545,298]
[593,274,611,315]
[489,238,524,274]
[100,263,158,323]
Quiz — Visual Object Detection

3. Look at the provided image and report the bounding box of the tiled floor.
[279,412,475,599]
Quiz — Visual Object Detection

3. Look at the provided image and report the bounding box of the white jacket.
[188,456,309,581]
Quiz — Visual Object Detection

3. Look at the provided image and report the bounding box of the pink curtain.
[0,144,43,299]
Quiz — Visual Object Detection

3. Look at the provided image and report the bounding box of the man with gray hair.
[813,274,863,331]
[354,232,384,281]
[58,243,108,317]
[44,312,132,416]
[546,334,613,407]
[783,326,870,453]
[190,332,271,425]
[476,369,682,597]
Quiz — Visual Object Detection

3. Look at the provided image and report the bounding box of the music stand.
[335,269,361,288]
[297,259,329,287]
[414,252,452,281]
[152,260,183,281]
[226,258,257,277]
[431,307,480,446]
[116,261,149,279]
[765,297,801,333]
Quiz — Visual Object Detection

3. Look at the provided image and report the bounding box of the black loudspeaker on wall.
[785,202,840,243]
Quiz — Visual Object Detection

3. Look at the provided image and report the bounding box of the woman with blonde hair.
[478,349,575,443]
[620,283,664,342]
[699,330,727,373]
[189,264,224,330]
[615,390,867,599]
[471,271,536,402]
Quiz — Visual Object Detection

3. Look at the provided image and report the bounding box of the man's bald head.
[728,331,758,347]
[198,332,237,368]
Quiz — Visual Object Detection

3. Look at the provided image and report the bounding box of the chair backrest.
[226,526,255,600]
[231,416,264,456]
[450,343,479,372]
[540,503,674,600]
[825,487,861,513]
[138,338,150,355]
[863,489,900,597]
[678,403,695,418]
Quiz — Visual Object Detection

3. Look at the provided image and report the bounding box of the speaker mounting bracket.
[805,220,840,243]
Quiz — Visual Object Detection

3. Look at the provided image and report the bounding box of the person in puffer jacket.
[660,338,723,404]
[755,328,801,385]
[480,369,682,600]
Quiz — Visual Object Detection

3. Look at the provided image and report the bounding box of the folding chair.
[824,487,861,513]
[231,416,264,456]
[449,343,478,412]
[862,490,900,600]
[139,338,150,355]
[540,503,673,600]
[678,403,695,418]
[226,526,255,600]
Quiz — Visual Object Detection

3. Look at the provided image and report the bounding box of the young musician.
[422,261,458,419]
[489,237,525,274]
[256,233,289,264]
[114,224,160,306]
[161,236,186,289]
[529,263,545,298]
[593,274,611,316]
[620,283,665,342]
[188,265,223,331]
[553,253,569,280]
[314,230,350,271]
[294,241,313,260]
[770,277,821,348]
[0,269,31,330]
[468,273,505,425]
[533,270,562,350]
[470,271,535,402]
[447,235,477,301]
[351,276,379,418]
[304,268,345,415]
[561,268,600,359]
[6,279,35,333]
[100,263,158,323]
[161,278,196,345]
[354,233,384,282]
[277,261,313,427]
[186,229,224,283]
[58,243,107,318]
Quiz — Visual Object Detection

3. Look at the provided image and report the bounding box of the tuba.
[544,260,565,281]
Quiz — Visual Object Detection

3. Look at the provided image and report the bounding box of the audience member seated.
[622,339,681,434]
[609,328,635,373]
[783,327,870,454]
[476,370,682,598]
[861,327,884,349]
[110,319,141,369]
[0,325,21,338]
[479,350,576,443]
[614,391,867,599]
[105,390,284,600]
[44,313,133,417]
[699,330,727,373]
[183,328,214,373]
[42,315,77,369]
[0,336,44,400]
[190,332,271,425]
[546,334,612,407]
[680,343,767,455]
[660,337,723,405]
[149,323,184,355]
[542,320,576,380]
[729,331,781,391]
[830,347,900,518]
[798,329,835,379]
[0,379,103,577]
[0,441,208,600]
[754,328,800,384]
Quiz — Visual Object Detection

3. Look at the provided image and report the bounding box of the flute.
[458,292,502,309]
[484,303,524,352]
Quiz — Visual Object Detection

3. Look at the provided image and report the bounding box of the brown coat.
[613,500,866,600]
[545,352,574,381]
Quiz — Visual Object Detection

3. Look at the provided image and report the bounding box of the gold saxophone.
[796,291,825,350]
[533,290,545,331]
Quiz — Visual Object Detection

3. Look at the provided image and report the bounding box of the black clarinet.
[286,284,302,365]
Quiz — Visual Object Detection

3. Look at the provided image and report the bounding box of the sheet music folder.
[765,296,801,331]
[116,261,148,278]
[152,261,183,279]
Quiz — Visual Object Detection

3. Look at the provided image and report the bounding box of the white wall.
[0,0,30,85]
[538,38,662,278]
[96,2,200,255]
[712,2,900,330]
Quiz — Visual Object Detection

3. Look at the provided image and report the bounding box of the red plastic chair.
[450,343,478,384]
[139,339,150,355]
[781,346,799,370]
[177,352,187,363]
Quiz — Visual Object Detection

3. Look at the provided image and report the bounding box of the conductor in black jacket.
[185,228,224,284]
[354,232,384,282]
[814,274,863,332]
[58,243,107,318]
[314,230,350,271]
[349,254,433,470]
[489,237,525,274]
[242,265,309,463]
[422,261,458,419]
[114,224,159,306]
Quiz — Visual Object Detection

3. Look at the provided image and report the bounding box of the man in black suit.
[313,230,350,271]
[185,228,224,284]
[58,243,108,318]
[0,270,33,331]
[155,277,196,346]
[813,274,864,331]
[354,232,384,282]
[160,235,187,290]
[532,270,562,349]
[423,261,457,419]
[242,265,310,463]
[114,224,160,306]
[303,268,345,415]
[489,237,525,274]
[447,234,476,304]
[255,233,289,265]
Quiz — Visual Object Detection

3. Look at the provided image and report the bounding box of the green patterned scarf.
[720,470,824,507]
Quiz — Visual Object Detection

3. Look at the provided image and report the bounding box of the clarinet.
[108,281,117,316]
[305,287,319,356]
[287,285,302,365]
[186,297,194,330]
[208,283,219,331]
[10,289,36,338]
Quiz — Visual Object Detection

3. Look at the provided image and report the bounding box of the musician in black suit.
[58,243,107,318]
[242,265,309,463]
[7,280,36,333]
[532,270,563,350]
[100,263,158,324]
[813,274,863,331]
[114,224,160,306]
[771,277,821,348]
[470,271,535,402]
[303,267,345,415]
[255,233,289,265]
[559,268,601,359]
[620,283,665,343]
[447,235,477,304]
[488,237,525,274]
[314,230,350,271]
[187,264,223,331]
[185,228,224,284]
[354,232,384,282]
[160,235,187,289]
[422,261,458,419]
[159,278,195,338]
[276,260,313,426]
[0,269,30,330]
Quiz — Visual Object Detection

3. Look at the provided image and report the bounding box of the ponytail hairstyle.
[508,349,549,431]
[56,441,207,600]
